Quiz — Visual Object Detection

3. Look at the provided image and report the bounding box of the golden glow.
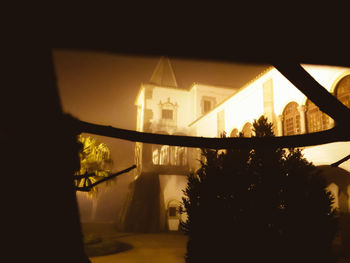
[76,135,113,196]
[189,65,350,140]
[135,87,145,131]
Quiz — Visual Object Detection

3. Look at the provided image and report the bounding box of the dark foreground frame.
[4,37,349,262]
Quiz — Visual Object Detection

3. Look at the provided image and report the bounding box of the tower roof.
[149,56,178,88]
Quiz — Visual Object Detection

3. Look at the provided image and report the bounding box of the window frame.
[282,101,301,136]
[162,109,174,120]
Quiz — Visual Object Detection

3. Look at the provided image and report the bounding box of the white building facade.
[130,57,350,232]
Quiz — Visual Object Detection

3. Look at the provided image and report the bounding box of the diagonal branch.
[274,62,350,126]
[331,154,350,167]
[67,63,350,150]
[75,164,136,192]
[75,119,349,149]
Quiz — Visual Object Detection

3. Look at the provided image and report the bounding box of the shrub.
[182,116,338,263]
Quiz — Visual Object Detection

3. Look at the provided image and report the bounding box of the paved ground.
[89,232,187,263]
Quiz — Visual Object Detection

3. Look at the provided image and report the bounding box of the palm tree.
[75,135,113,221]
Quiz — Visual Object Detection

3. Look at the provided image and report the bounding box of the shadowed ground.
[82,222,350,263]
[89,232,187,263]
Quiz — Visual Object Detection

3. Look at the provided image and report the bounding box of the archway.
[152,131,169,165]
[152,147,159,165]
[282,101,301,135]
[160,145,170,165]
[167,199,182,231]
[229,128,238,137]
[334,74,350,109]
[316,165,350,213]
[305,99,332,133]
[172,132,188,166]
[241,122,253,137]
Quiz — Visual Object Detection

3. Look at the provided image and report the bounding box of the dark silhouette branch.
[75,164,136,192]
[74,170,109,180]
[75,119,349,149]
[331,154,350,167]
[274,62,350,126]
[68,62,350,150]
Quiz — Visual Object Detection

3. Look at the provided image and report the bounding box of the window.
[152,148,159,165]
[201,96,216,115]
[169,207,177,217]
[203,100,212,113]
[160,145,170,165]
[242,122,252,137]
[282,102,301,136]
[335,75,350,108]
[230,128,238,137]
[162,109,173,120]
[306,100,331,133]
[159,98,177,129]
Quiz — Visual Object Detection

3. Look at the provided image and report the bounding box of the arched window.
[179,147,187,165]
[229,128,238,137]
[160,145,170,165]
[167,200,182,231]
[306,99,331,133]
[172,146,187,166]
[241,122,253,137]
[335,75,350,109]
[282,102,301,136]
[152,148,159,165]
[171,133,188,166]
[169,146,176,166]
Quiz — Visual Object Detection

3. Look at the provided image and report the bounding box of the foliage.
[181,116,338,263]
[75,135,113,196]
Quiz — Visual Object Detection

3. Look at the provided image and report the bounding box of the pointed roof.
[149,56,178,88]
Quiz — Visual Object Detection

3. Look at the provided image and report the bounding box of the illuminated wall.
[189,83,235,120]
[144,84,191,134]
[135,88,145,132]
[190,65,350,138]
[134,77,237,230]
[189,64,350,212]
[134,62,350,230]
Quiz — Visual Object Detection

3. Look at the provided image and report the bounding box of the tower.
[121,57,190,232]
[120,56,237,232]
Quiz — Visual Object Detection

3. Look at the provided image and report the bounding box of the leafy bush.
[182,116,338,263]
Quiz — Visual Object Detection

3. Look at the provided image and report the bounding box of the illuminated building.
[130,57,350,231]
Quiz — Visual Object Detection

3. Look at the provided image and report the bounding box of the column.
[277,115,283,136]
[297,105,307,134]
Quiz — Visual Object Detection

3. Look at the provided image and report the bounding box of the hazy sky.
[51,49,349,222]
[53,49,270,221]
[53,48,268,170]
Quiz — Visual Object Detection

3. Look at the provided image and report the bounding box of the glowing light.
[76,135,113,197]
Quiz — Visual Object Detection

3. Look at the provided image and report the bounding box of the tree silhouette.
[74,135,113,195]
[8,48,348,262]
[73,134,136,193]
[181,116,338,263]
